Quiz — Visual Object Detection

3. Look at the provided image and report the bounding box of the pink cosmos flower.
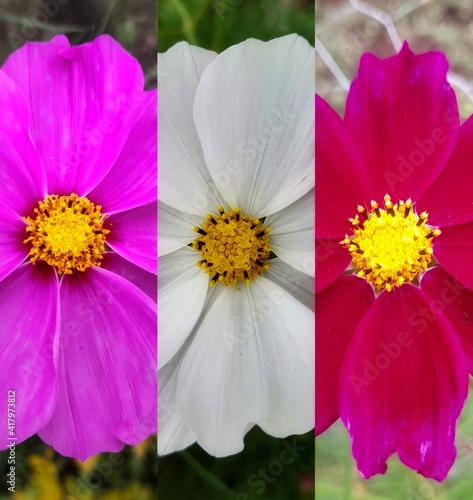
[0,35,156,460]
[316,43,473,481]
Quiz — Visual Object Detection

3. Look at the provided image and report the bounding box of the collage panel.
[0,1,157,498]
[158,1,315,499]
[316,1,473,499]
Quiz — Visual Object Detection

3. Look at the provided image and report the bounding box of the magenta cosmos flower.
[316,43,473,481]
[0,35,157,460]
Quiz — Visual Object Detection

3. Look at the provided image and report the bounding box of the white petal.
[158,42,224,215]
[158,247,209,369]
[158,351,197,455]
[194,35,315,218]
[158,201,203,257]
[265,189,314,276]
[177,276,314,457]
[265,258,314,312]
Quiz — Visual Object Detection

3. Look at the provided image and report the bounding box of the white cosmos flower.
[158,34,315,457]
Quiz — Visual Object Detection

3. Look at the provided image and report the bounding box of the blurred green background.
[158,0,314,52]
[316,0,473,498]
[157,1,315,498]
[316,385,473,500]
[0,1,157,498]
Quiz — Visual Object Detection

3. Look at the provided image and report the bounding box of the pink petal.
[339,284,468,481]
[89,90,157,215]
[316,275,374,435]
[316,95,371,239]
[0,263,59,447]
[421,266,473,375]
[316,238,351,293]
[3,35,144,196]
[344,43,459,203]
[0,70,46,214]
[433,222,473,291]
[38,266,156,461]
[417,114,473,227]
[0,203,30,282]
[106,202,157,274]
[102,252,156,302]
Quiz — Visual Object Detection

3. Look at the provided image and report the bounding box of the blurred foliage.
[0,0,156,87]
[158,427,314,499]
[0,435,157,499]
[316,384,473,500]
[316,0,473,120]
[158,0,314,52]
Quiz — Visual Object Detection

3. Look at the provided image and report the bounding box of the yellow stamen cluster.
[24,194,109,275]
[341,195,441,292]
[192,207,272,287]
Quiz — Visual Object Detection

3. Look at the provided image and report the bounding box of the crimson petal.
[316,95,371,239]
[344,43,459,203]
[433,222,473,292]
[339,284,468,481]
[316,238,351,293]
[417,114,473,227]
[316,275,374,435]
[421,266,473,375]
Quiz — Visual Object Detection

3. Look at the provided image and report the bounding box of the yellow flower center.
[23,194,109,275]
[341,195,441,292]
[192,206,272,287]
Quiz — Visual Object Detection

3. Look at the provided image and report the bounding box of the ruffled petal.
[89,90,157,214]
[316,275,375,435]
[158,42,223,215]
[101,252,156,302]
[417,114,473,227]
[177,277,314,457]
[106,202,157,274]
[0,203,30,282]
[158,247,208,369]
[158,201,201,257]
[433,222,473,291]
[158,350,197,455]
[3,35,144,195]
[0,70,46,214]
[339,284,468,481]
[316,95,371,239]
[265,189,314,277]
[0,263,59,447]
[265,258,314,312]
[421,267,473,375]
[316,238,351,293]
[38,266,156,461]
[194,35,314,217]
[344,43,459,203]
